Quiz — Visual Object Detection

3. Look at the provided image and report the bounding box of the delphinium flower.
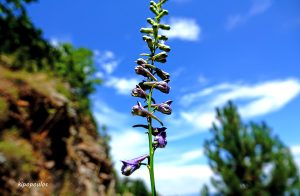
[121,155,149,176]
[120,0,172,195]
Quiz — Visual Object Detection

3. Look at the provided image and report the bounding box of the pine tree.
[203,101,300,195]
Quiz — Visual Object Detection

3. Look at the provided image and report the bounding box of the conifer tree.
[203,101,300,195]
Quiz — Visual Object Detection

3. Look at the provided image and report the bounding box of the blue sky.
[28,0,300,195]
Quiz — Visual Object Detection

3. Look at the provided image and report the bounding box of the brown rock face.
[0,67,116,196]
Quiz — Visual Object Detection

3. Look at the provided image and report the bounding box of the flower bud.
[135,66,157,81]
[155,80,170,94]
[156,10,169,20]
[140,53,151,57]
[157,43,171,52]
[155,67,170,80]
[150,5,159,15]
[158,35,168,41]
[153,52,168,63]
[121,155,149,176]
[150,1,157,7]
[143,80,170,94]
[147,18,156,26]
[159,24,171,30]
[136,58,147,65]
[140,28,153,34]
[156,58,167,63]
[143,36,154,50]
[131,85,147,99]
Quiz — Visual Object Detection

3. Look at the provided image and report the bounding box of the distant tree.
[203,101,300,195]
[53,43,101,112]
[116,178,150,196]
[0,0,101,112]
[0,0,59,70]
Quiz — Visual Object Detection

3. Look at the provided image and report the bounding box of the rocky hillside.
[0,65,115,195]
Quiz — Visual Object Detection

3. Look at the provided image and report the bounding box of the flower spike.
[123,0,172,194]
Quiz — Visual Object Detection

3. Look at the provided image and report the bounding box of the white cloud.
[129,163,212,195]
[181,111,215,130]
[226,0,272,30]
[105,77,139,95]
[178,78,300,133]
[110,129,149,162]
[94,50,119,74]
[291,145,300,156]
[181,149,203,163]
[155,164,212,195]
[164,17,201,41]
[180,83,238,106]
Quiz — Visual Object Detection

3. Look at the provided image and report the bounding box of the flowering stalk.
[120,0,172,195]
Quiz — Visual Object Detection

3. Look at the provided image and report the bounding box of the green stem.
[147,4,163,195]
[147,89,156,196]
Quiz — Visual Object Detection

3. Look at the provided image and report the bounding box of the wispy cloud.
[94,50,119,74]
[177,78,300,135]
[164,17,201,41]
[105,77,139,95]
[93,50,138,96]
[93,99,130,130]
[180,149,203,164]
[226,0,272,30]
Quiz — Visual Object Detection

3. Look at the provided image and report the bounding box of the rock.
[0,67,116,195]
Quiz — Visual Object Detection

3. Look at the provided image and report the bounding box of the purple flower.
[155,68,170,80]
[154,131,167,148]
[121,154,149,176]
[155,81,170,94]
[143,80,170,94]
[152,51,168,63]
[136,58,147,65]
[135,66,157,81]
[131,102,163,125]
[131,85,147,99]
[131,102,151,117]
[152,100,172,115]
